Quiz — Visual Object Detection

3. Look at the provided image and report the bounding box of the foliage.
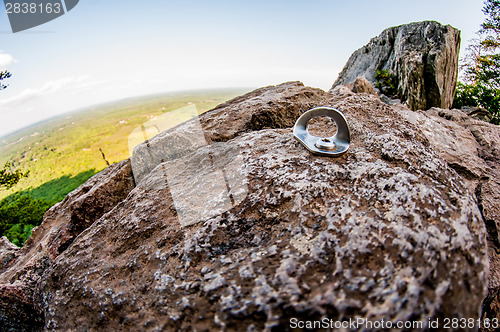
[0,162,29,190]
[375,69,398,97]
[453,82,480,108]
[0,193,54,246]
[0,70,11,90]
[21,169,97,203]
[0,170,98,246]
[454,0,500,124]
[4,224,35,247]
[453,82,500,123]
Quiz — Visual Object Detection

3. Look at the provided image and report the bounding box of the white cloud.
[0,51,17,68]
[0,75,98,109]
[0,75,111,137]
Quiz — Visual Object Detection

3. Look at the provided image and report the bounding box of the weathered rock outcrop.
[0,237,18,268]
[331,21,460,111]
[1,81,499,331]
[0,159,135,330]
[350,77,378,96]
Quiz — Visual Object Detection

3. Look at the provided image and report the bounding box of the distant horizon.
[0,86,254,141]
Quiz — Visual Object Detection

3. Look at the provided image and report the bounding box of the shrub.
[375,69,398,97]
[0,194,54,246]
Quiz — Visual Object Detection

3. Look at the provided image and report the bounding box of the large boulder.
[0,159,135,330]
[331,21,461,111]
[1,82,498,331]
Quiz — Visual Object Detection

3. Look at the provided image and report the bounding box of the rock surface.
[0,284,44,331]
[350,77,378,96]
[0,82,498,331]
[331,21,461,111]
[0,237,18,268]
[409,108,500,327]
[388,104,500,325]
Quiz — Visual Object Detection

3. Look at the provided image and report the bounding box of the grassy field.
[0,88,249,203]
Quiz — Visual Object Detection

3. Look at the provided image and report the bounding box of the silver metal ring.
[293,107,350,157]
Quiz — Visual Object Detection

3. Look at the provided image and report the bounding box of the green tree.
[0,162,29,190]
[0,70,12,90]
[454,0,500,124]
[0,162,37,246]
[0,193,52,245]
[4,224,35,247]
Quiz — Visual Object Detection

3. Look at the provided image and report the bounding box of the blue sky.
[0,0,485,137]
